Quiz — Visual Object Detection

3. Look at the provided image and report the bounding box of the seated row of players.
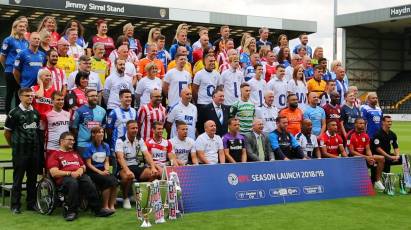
[5,79,401,218]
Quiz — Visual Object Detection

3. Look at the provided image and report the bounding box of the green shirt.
[230,99,255,134]
[5,104,40,151]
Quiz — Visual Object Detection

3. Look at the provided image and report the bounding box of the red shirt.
[49,31,61,48]
[346,130,369,155]
[322,103,342,134]
[265,63,277,82]
[31,85,55,128]
[90,35,115,59]
[145,138,173,166]
[46,150,84,184]
[319,131,343,156]
[193,48,204,64]
[137,103,167,141]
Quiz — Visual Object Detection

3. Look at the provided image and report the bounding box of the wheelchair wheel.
[36,177,57,215]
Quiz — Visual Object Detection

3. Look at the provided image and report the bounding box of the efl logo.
[227,173,251,186]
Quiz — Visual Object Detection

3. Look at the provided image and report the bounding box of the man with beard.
[268,116,305,160]
[347,118,385,190]
[42,49,67,94]
[295,119,320,159]
[104,59,134,112]
[137,89,166,141]
[72,89,106,155]
[279,94,304,136]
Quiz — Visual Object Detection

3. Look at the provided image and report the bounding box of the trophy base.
[141,220,152,228]
[399,189,408,195]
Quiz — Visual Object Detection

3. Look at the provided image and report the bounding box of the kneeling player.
[319,121,348,158]
[346,118,385,190]
[115,120,159,209]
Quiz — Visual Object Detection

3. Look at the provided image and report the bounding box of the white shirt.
[295,132,318,158]
[164,68,192,106]
[115,136,147,166]
[104,71,135,110]
[111,61,136,79]
[267,76,288,109]
[167,101,198,139]
[219,67,243,106]
[285,66,294,82]
[67,70,102,91]
[193,69,220,105]
[135,77,162,106]
[287,79,308,107]
[255,103,278,133]
[248,77,267,107]
[170,137,196,165]
[67,43,85,61]
[195,132,223,164]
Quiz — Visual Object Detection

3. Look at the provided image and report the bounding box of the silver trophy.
[398,173,408,195]
[382,172,397,196]
[401,155,411,188]
[169,171,183,216]
[134,182,153,228]
[152,180,166,224]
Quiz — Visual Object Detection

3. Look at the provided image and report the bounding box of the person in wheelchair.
[83,126,118,212]
[47,131,114,221]
[115,120,159,209]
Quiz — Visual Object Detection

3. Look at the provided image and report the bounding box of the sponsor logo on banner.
[227,173,239,186]
[303,185,325,195]
[269,187,300,197]
[235,190,265,200]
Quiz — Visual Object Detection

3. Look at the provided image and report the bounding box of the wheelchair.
[35,175,88,215]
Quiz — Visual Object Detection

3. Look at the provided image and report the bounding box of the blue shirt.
[240,52,251,66]
[341,104,361,132]
[14,48,46,87]
[279,60,290,68]
[304,67,314,81]
[293,44,313,57]
[335,79,347,104]
[360,105,383,138]
[1,36,28,73]
[303,105,326,136]
[323,70,332,81]
[72,105,106,147]
[106,107,137,148]
[169,43,193,63]
[62,35,86,48]
[157,49,169,71]
[269,130,300,151]
[83,142,111,169]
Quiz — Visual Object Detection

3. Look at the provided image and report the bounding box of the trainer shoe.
[123,198,132,209]
[95,209,114,217]
[64,212,77,221]
[374,180,385,190]
[11,207,21,214]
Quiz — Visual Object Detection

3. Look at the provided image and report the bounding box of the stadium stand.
[377,71,411,114]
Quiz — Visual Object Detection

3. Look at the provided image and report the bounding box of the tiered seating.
[377,71,411,114]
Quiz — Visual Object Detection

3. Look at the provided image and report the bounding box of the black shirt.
[371,128,398,155]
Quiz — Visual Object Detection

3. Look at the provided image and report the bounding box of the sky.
[107,0,410,60]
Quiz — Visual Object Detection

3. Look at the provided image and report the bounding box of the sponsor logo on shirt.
[23,122,37,129]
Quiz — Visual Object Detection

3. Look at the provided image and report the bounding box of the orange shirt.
[138,58,165,79]
[279,107,304,135]
[307,78,326,97]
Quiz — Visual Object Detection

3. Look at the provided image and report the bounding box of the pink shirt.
[45,109,70,150]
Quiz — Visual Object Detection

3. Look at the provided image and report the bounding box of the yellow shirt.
[56,56,77,78]
[91,57,109,85]
[307,78,326,97]
[193,60,219,75]
[167,61,192,76]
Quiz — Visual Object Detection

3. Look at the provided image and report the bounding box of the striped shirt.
[230,99,255,134]
[137,103,167,141]
[42,66,66,92]
[145,138,173,166]
[106,106,137,148]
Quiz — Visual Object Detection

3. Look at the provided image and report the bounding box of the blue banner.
[167,158,375,213]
